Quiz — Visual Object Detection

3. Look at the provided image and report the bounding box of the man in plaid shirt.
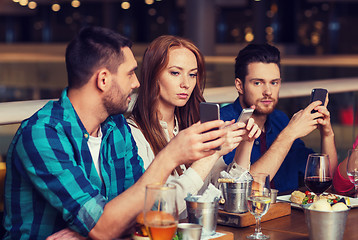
[3,26,226,239]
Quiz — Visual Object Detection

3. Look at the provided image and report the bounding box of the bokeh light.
[148,8,156,16]
[231,28,240,38]
[28,1,37,9]
[121,1,130,10]
[19,0,28,6]
[245,32,254,42]
[311,32,320,45]
[52,4,61,12]
[71,0,81,8]
[157,16,165,24]
[265,26,274,34]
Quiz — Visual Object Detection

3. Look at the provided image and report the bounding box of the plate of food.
[277,190,358,209]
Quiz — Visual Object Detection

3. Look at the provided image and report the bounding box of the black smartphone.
[310,88,328,113]
[237,108,254,124]
[200,102,220,124]
[200,102,221,150]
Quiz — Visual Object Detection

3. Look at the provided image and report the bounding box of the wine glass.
[247,173,271,240]
[347,148,358,198]
[304,153,332,197]
[143,183,178,240]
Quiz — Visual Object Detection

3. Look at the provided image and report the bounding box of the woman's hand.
[217,118,261,156]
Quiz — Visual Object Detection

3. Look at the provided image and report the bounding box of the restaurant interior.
[1,0,357,166]
[0,0,358,239]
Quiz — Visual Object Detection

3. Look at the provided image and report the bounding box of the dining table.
[216,202,358,240]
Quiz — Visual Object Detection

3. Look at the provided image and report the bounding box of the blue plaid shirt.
[3,89,144,239]
[220,98,314,192]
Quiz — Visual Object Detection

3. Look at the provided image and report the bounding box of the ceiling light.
[52,3,61,12]
[28,1,37,9]
[121,1,130,9]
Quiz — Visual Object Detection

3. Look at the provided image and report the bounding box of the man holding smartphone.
[220,43,337,192]
[3,27,227,239]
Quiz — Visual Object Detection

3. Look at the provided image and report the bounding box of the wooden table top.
[217,206,358,240]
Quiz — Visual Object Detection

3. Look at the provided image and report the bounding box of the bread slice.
[290,190,306,204]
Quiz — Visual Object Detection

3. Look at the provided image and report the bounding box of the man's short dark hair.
[235,43,281,84]
[66,26,132,89]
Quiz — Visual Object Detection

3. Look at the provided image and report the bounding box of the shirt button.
[255,140,259,145]
[84,133,89,138]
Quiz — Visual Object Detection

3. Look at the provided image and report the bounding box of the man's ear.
[235,78,244,95]
[96,69,110,92]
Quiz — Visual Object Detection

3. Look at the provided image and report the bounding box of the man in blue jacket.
[220,43,337,192]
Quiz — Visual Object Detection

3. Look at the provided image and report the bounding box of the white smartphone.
[237,108,254,124]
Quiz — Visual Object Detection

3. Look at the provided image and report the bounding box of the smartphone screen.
[237,108,254,124]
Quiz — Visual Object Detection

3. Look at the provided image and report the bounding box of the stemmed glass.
[247,173,271,240]
[143,183,178,240]
[304,153,332,197]
[347,148,358,198]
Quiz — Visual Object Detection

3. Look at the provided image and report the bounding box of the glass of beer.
[143,183,178,240]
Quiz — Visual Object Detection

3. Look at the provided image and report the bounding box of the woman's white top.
[127,118,239,218]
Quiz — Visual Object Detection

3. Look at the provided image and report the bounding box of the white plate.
[276,193,358,209]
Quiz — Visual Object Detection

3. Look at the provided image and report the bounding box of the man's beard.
[242,95,278,116]
[103,83,129,116]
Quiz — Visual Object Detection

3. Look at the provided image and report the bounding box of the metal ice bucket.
[185,195,219,236]
[177,223,202,240]
[304,207,350,240]
[222,180,252,213]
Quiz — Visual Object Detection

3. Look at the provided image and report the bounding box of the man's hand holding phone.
[309,88,334,137]
[237,108,254,124]
[216,107,260,156]
[310,88,328,113]
[309,88,332,134]
[237,107,260,141]
[285,88,331,140]
[167,120,226,164]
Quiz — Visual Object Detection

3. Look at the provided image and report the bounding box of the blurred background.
[0,0,358,161]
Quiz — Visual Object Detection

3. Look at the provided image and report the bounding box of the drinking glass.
[247,173,271,239]
[347,148,358,198]
[143,183,178,240]
[304,153,332,196]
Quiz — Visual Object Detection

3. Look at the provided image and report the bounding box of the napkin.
[219,166,253,183]
[198,183,222,202]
